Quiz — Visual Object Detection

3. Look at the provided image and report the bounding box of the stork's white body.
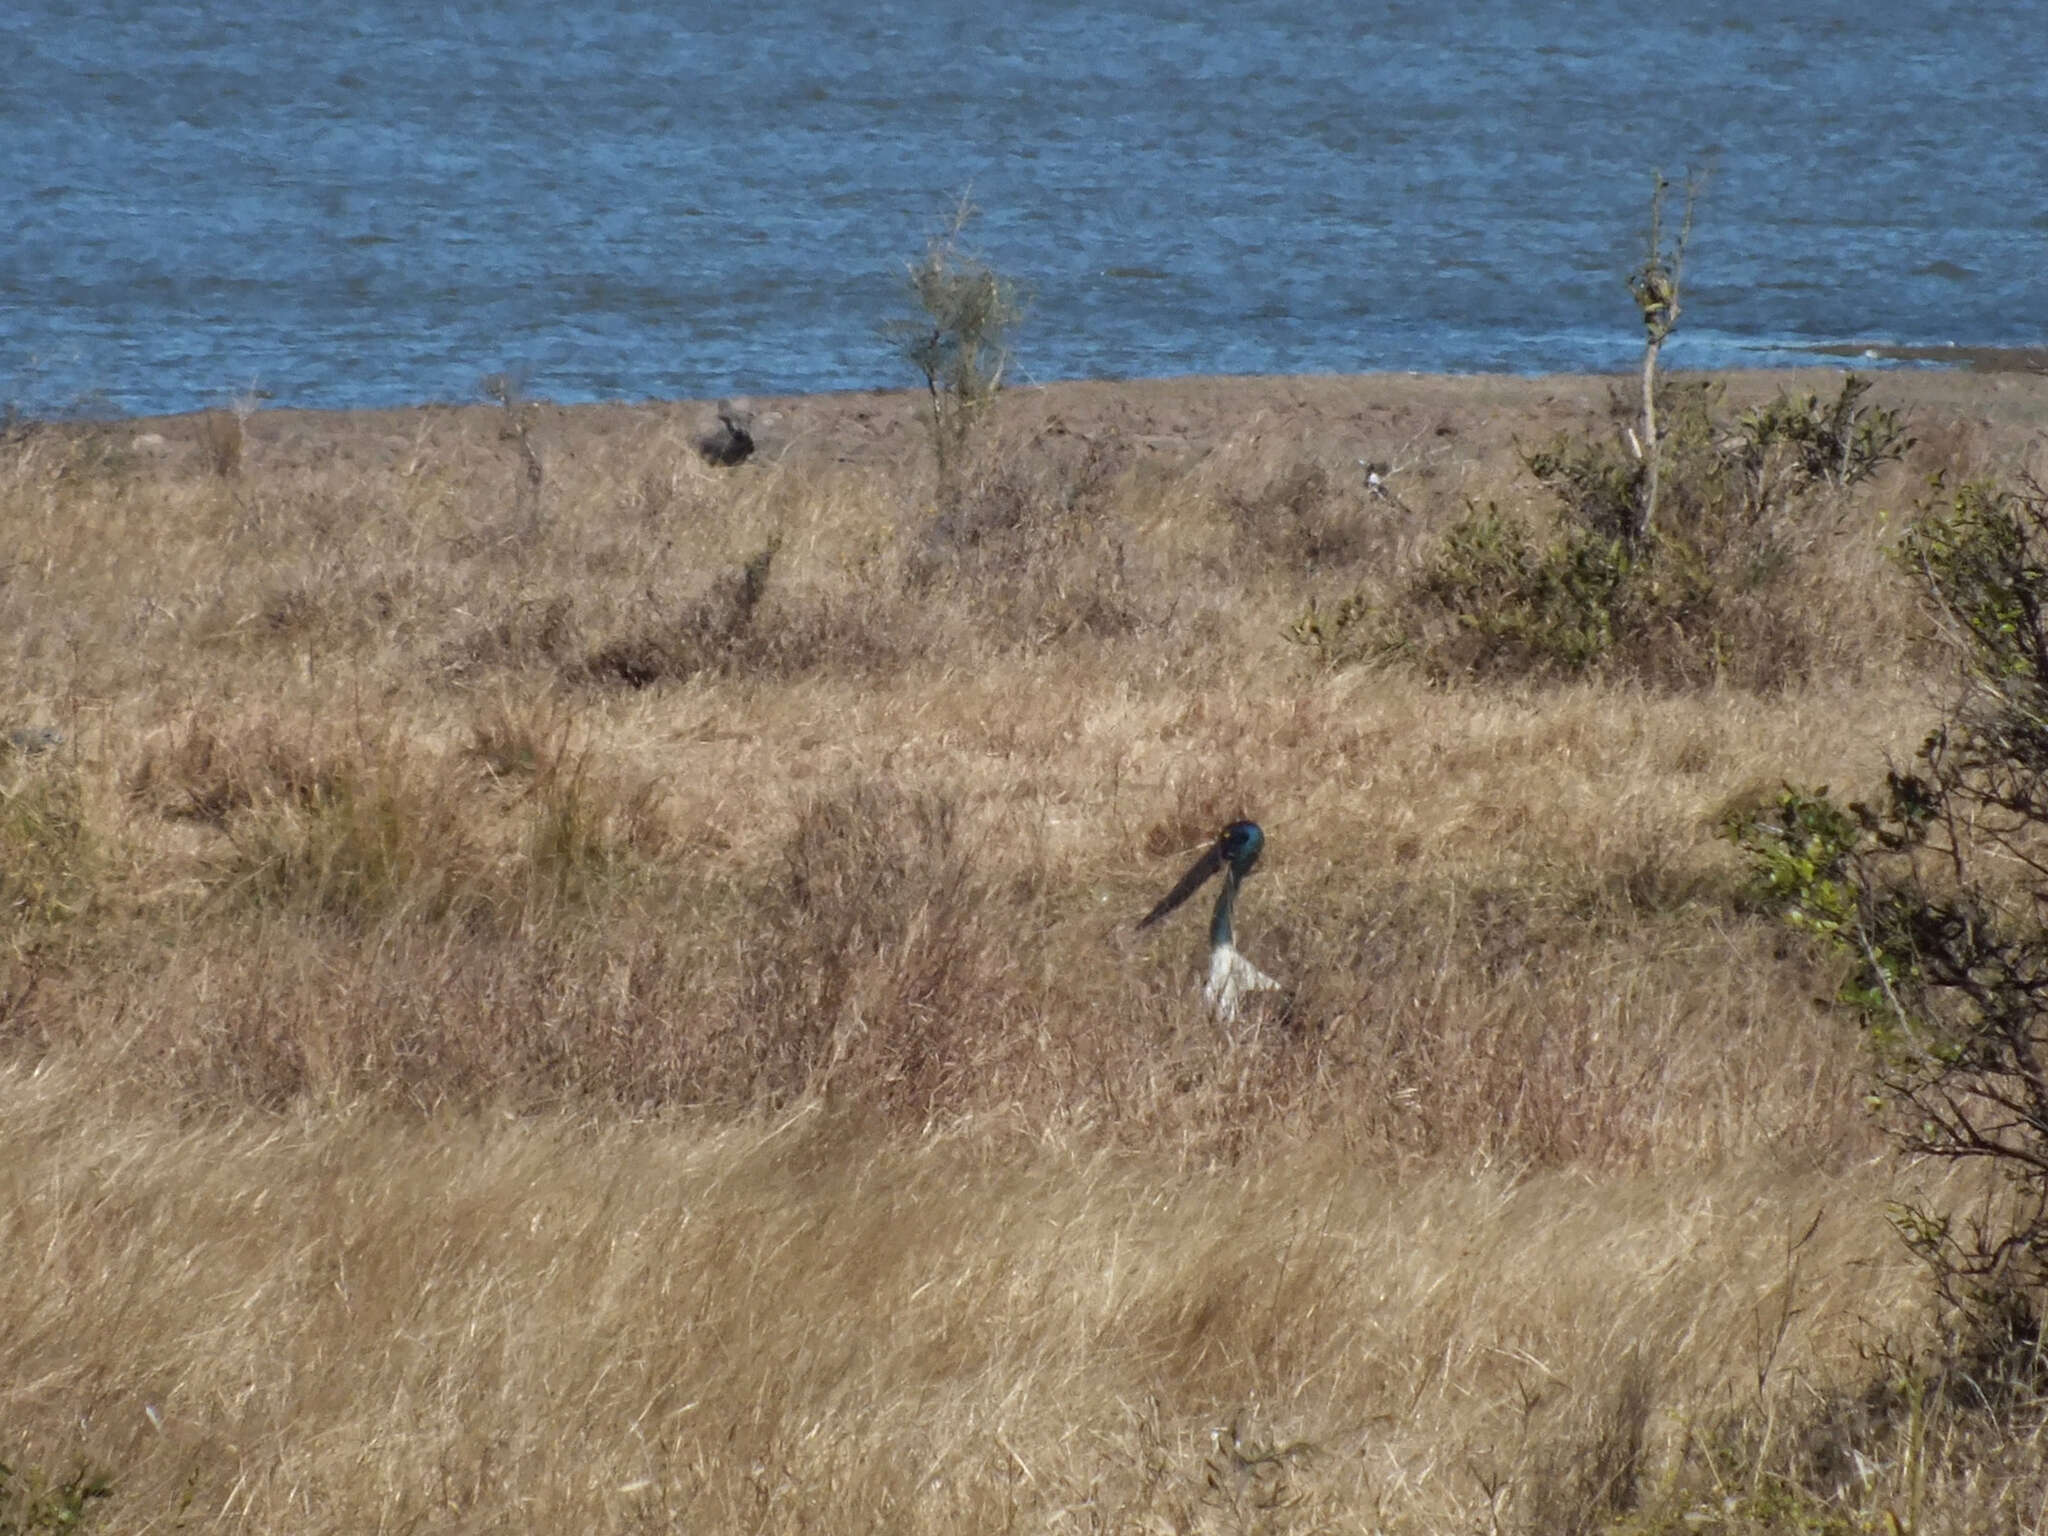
[1205,942,1280,1022]
[1139,821,1281,1023]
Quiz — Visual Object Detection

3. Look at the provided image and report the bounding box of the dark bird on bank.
[1137,820,1280,1021]
[696,401,755,467]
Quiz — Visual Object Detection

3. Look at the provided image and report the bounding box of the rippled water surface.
[5,0,2045,415]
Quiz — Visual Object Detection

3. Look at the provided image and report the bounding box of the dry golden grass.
[0,1055,1944,1536]
[3,371,2045,1532]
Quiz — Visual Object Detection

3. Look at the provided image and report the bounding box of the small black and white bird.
[1357,457,1414,515]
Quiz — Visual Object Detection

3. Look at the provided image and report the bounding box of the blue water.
[4,0,2044,418]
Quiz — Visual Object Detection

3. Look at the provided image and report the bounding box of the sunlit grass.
[0,371,2041,1532]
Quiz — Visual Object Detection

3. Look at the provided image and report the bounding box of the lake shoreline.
[90,365,2048,483]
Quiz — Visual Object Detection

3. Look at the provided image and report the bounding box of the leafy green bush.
[1290,505,1637,679]
[1735,373,1912,498]
[1728,472,2048,1337]
[1298,377,1897,688]
[1289,160,1893,689]
[1517,430,1643,546]
[1429,508,1634,672]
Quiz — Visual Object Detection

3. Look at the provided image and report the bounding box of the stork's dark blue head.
[1138,820,1266,931]
[1217,820,1264,879]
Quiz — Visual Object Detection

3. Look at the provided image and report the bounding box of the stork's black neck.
[1209,868,1239,951]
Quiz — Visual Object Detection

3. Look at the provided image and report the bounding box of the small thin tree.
[482,369,545,533]
[893,198,1022,511]
[1625,169,1702,547]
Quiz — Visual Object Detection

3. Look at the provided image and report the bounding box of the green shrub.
[1300,377,1895,689]
[1291,500,1677,683]
[1289,162,1896,691]
[1518,431,1643,546]
[1728,472,2048,1335]
[1735,373,1912,497]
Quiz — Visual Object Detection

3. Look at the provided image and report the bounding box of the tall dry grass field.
[2,371,2044,1533]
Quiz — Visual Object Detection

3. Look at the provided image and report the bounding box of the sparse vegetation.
[583,533,787,686]
[195,407,243,478]
[0,365,2039,1533]
[1293,177,1913,695]
[194,387,263,478]
[1296,372,1910,690]
[0,1457,112,1536]
[894,199,1023,510]
[0,769,93,928]
[482,368,545,522]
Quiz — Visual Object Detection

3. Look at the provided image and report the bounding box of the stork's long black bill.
[1137,844,1226,929]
